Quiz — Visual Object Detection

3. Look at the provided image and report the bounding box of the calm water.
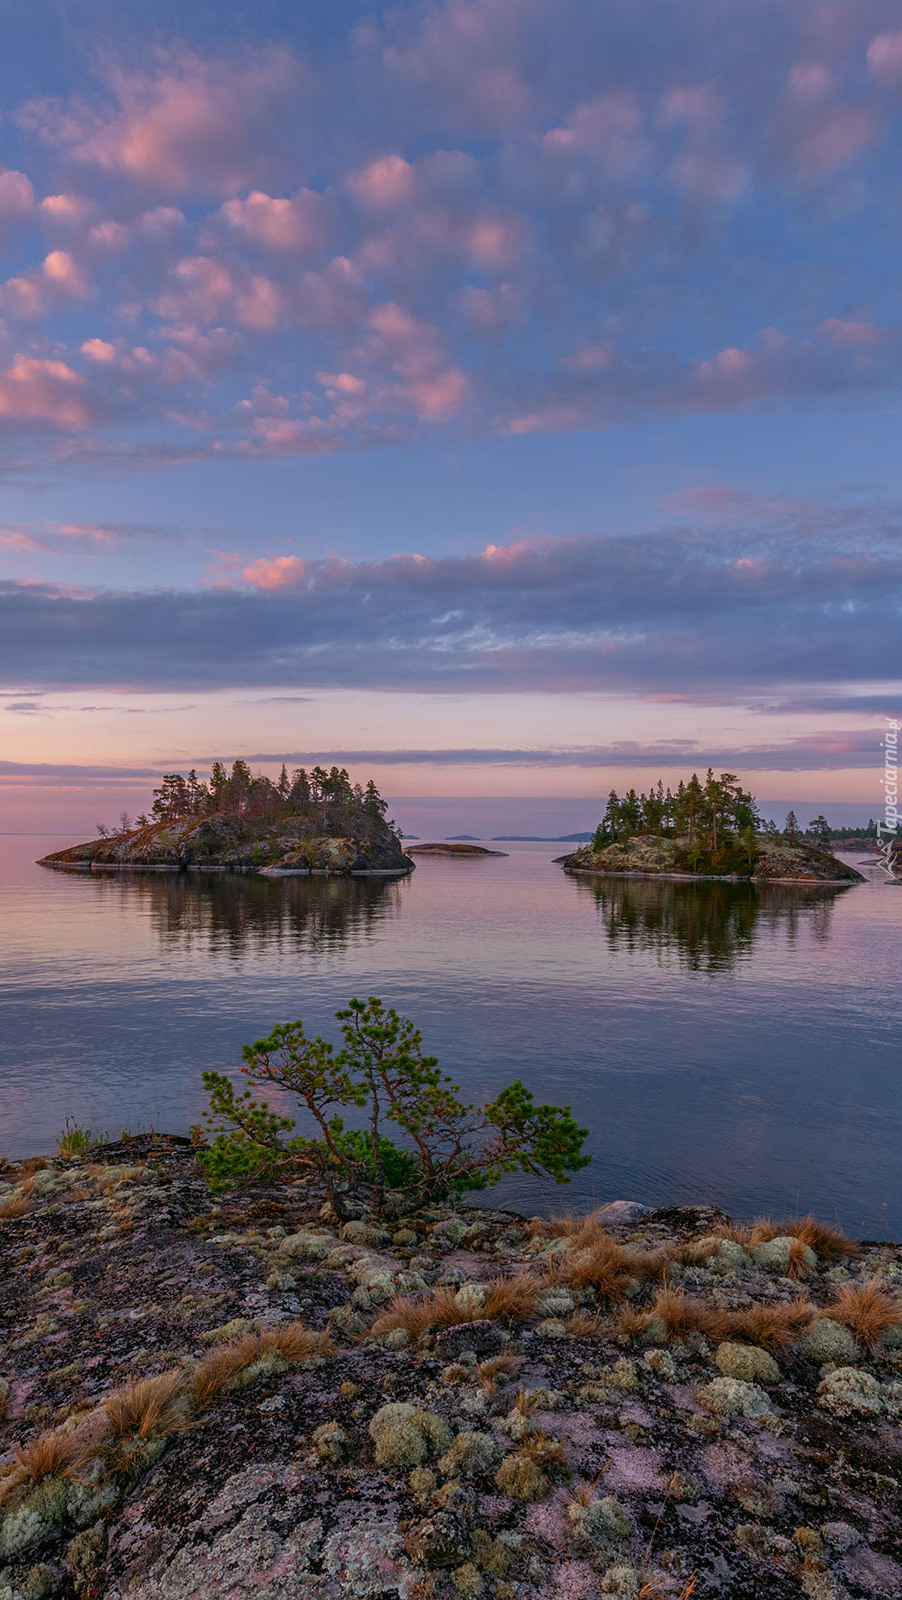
[1,834,900,1234]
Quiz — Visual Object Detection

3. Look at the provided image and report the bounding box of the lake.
[1,834,900,1234]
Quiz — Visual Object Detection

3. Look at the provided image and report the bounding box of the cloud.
[19,46,301,195]
[0,167,34,239]
[0,357,92,430]
[220,189,328,254]
[1,497,900,695]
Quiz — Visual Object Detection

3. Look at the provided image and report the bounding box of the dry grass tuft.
[15,1157,48,1178]
[483,1275,540,1322]
[566,1464,611,1507]
[790,1216,860,1260]
[371,1286,468,1340]
[724,1298,815,1351]
[0,1422,101,1506]
[644,1287,728,1342]
[263,1323,334,1363]
[0,1195,31,1219]
[520,1428,569,1475]
[557,1231,639,1303]
[104,1371,189,1439]
[190,1322,333,1408]
[827,1278,902,1350]
[565,1309,602,1338]
[611,1304,651,1342]
[191,1339,260,1408]
[476,1354,521,1394]
[526,1211,585,1240]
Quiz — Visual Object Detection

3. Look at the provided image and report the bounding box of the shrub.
[56,1119,104,1160]
[201,996,589,1209]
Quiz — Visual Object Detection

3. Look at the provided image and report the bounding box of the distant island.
[39,761,414,877]
[560,772,864,884]
[492,832,595,842]
[406,842,508,857]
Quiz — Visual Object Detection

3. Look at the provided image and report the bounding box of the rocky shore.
[2,1141,902,1598]
[38,815,414,878]
[560,836,864,885]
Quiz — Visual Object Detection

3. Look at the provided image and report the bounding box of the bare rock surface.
[2,1141,902,1599]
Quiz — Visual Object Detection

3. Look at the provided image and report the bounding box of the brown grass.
[520,1428,569,1475]
[373,1278,538,1340]
[483,1275,540,1321]
[827,1278,902,1350]
[565,1309,602,1338]
[643,1287,728,1342]
[476,1354,521,1394]
[104,1371,189,1439]
[790,1216,860,1260]
[0,1422,101,1507]
[525,1211,586,1240]
[190,1322,333,1408]
[0,1195,30,1219]
[723,1298,815,1351]
[15,1157,48,1177]
[611,1304,651,1342]
[557,1231,640,1303]
[191,1339,260,1408]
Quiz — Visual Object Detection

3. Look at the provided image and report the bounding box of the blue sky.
[0,0,900,831]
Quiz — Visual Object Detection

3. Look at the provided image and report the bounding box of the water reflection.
[88,869,404,959]
[571,875,850,972]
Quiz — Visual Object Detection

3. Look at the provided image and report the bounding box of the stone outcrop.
[38,813,414,878]
[560,832,864,883]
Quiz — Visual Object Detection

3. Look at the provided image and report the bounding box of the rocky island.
[38,762,414,879]
[406,844,508,858]
[559,775,864,884]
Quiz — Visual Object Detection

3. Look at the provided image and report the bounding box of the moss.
[752,1236,816,1275]
[451,1561,484,1596]
[600,1568,641,1599]
[381,1328,411,1351]
[199,1317,254,1343]
[368,1402,452,1468]
[312,1421,348,1462]
[697,1376,772,1418]
[438,1431,499,1479]
[0,1505,46,1558]
[817,1366,881,1416]
[470,1529,513,1577]
[567,1495,632,1548]
[408,1467,437,1501]
[714,1341,780,1384]
[801,1319,859,1365]
[494,1453,549,1502]
[643,1349,677,1379]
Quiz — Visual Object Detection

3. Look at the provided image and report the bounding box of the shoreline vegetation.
[2,1134,901,1598]
[37,761,414,879]
[560,773,865,885]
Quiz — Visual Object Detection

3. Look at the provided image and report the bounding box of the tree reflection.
[88,869,404,959]
[570,875,850,972]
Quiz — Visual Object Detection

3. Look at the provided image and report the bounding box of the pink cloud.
[0,167,35,238]
[563,344,613,372]
[153,255,233,324]
[543,93,644,171]
[345,155,418,210]
[790,104,878,177]
[0,250,92,321]
[80,338,117,364]
[87,220,131,252]
[819,317,886,348]
[0,355,91,430]
[39,193,94,225]
[234,275,282,330]
[137,206,186,239]
[220,189,327,253]
[20,47,300,195]
[868,30,902,85]
[241,554,309,589]
[787,63,832,102]
[43,250,91,297]
[465,213,526,270]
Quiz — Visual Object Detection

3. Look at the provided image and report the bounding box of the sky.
[0,0,900,835]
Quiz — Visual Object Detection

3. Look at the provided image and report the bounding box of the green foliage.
[200,996,590,1207]
[595,770,760,857]
[55,1118,103,1159]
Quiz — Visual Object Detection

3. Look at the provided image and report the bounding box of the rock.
[592,1201,649,1226]
[321,1521,414,1595]
[404,1511,471,1569]
[434,1320,505,1359]
[801,1318,859,1365]
[714,1342,781,1384]
[817,1367,882,1417]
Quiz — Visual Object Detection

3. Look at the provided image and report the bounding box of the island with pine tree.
[559,771,864,883]
[38,762,415,877]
